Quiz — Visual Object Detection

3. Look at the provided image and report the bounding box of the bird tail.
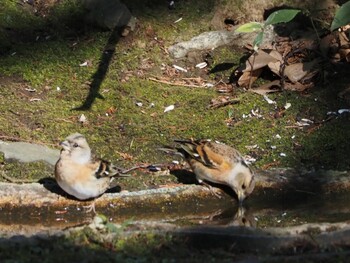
[173,139,204,160]
[157,145,185,158]
[158,139,202,159]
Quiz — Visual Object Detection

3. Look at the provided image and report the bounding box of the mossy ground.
[0,0,350,259]
[1,0,349,185]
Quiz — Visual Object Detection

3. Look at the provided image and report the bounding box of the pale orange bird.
[160,139,255,203]
[55,133,124,212]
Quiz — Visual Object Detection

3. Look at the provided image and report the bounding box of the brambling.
[55,133,123,212]
[160,139,255,203]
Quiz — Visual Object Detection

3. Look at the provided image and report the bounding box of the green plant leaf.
[265,9,301,26]
[331,1,350,31]
[235,22,263,33]
[253,31,264,50]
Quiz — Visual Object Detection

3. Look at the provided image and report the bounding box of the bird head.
[229,163,255,204]
[59,133,91,164]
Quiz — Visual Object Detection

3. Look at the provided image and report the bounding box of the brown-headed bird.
[160,139,255,203]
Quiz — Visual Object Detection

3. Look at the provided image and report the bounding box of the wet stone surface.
[0,151,350,260]
[0,141,59,165]
[0,169,350,261]
[0,168,350,235]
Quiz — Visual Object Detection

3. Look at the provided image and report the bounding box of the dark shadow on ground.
[39,177,65,196]
[39,177,121,200]
[170,169,240,200]
[73,27,121,110]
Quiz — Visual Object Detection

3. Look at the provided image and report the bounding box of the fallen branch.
[0,171,36,184]
[207,99,240,109]
[148,77,207,88]
[0,135,57,147]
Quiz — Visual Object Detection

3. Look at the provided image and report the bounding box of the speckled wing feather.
[204,141,245,163]
[89,154,121,179]
[174,139,247,169]
[174,139,221,169]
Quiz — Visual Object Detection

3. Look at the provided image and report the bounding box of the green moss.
[1,161,53,182]
[0,0,350,188]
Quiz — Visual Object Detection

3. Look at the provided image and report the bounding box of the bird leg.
[197,179,222,199]
[83,201,96,214]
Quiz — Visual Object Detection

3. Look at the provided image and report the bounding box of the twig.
[0,171,36,183]
[148,77,206,88]
[0,135,26,142]
[181,77,202,81]
[285,115,335,129]
[207,99,240,109]
[285,125,304,129]
[0,135,57,147]
[309,17,321,42]
[261,161,280,170]
[8,110,20,116]
[248,51,257,90]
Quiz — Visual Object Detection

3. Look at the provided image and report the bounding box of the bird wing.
[89,155,121,179]
[174,139,226,169]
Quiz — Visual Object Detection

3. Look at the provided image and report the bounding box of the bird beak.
[59,140,70,150]
[237,191,245,205]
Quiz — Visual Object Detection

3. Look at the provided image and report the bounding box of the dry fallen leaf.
[106,106,117,115]
[249,80,281,95]
[115,150,134,161]
[339,48,350,62]
[339,31,349,47]
[284,82,313,91]
[238,68,263,87]
[267,61,282,76]
[267,49,283,61]
[242,50,279,72]
[284,59,320,83]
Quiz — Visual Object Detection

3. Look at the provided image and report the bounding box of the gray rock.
[83,0,134,31]
[168,26,276,59]
[0,141,60,166]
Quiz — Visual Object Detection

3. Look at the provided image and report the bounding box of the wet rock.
[168,26,276,59]
[0,141,59,166]
[0,182,217,207]
[83,0,135,31]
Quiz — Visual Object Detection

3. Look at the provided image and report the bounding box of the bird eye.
[242,184,246,190]
[73,143,79,148]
